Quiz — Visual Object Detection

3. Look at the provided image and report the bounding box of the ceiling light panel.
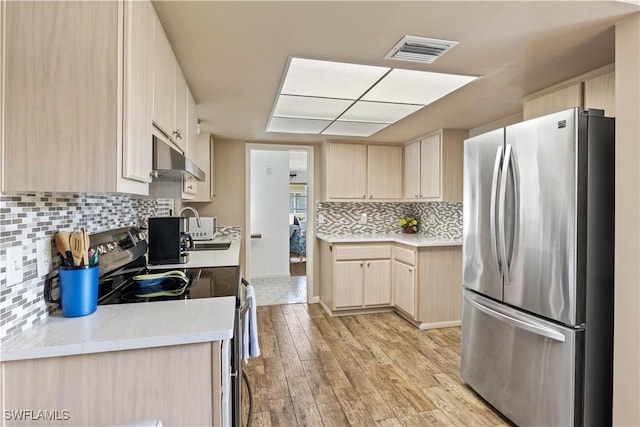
[340,101,423,123]
[281,58,390,100]
[267,117,331,134]
[322,121,390,137]
[273,95,353,120]
[362,69,478,105]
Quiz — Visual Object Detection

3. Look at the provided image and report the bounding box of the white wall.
[250,150,290,278]
[614,12,640,426]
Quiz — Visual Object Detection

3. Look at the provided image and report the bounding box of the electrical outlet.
[318,213,325,224]
[360,213,368,224]
[36,238,53,277]
[6,246,24,286]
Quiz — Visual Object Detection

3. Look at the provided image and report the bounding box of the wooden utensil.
[69,231,85,266]
[55,231,73,266]
[81,227,90,266]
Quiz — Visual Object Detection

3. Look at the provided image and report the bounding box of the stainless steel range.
[87,226,248,427]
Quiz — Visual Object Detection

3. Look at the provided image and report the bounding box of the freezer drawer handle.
[465,294,566,342]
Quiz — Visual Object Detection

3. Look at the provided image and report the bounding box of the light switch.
[6,246,24,286]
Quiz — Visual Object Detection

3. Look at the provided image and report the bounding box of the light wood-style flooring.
[243,303,510,427]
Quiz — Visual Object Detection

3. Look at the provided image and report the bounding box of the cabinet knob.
[369,195,373,199]
[173,129,183,140]
[362,195,366,199]
[360,262,363,267]
[150,170,159,178]
[367,262,370,267]
[409,268,413,273]
[414,194,419,198]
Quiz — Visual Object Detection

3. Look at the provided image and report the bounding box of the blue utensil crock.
[45,265,99,317]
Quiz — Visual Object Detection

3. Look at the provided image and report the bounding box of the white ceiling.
[153,1,639,144]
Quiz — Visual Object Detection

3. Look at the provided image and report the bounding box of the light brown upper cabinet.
[584,71,615,117]
[174,65,188,153]
[403,129,467,202]
[326,142,402,200]
[2,0,154,195]
[367,145,403,199]
[152,11,176,142]
[523,65,615,120]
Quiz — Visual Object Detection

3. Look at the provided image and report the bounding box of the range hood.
[152,136,205,182]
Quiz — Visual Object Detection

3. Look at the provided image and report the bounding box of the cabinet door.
[152,12,175,137]
[192,134,214,202]
[364,259,391,306]
[4,1,119,193]
[328,143,366,199]
[174,65,188,151]
[122,0,154,184]
[334,261,364,308]
[584,71,615,117]
[404,141,421,199]
[367,145,402,199]
[523,82,582,120]
[420,134,441,199]
[394,260,416,317]
[182,90,199,199]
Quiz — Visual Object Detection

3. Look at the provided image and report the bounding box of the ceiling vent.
[384,36,459,64]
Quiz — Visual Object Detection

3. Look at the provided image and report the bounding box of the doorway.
[245,144,315,306]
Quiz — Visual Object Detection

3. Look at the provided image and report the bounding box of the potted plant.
[399,217,419,234]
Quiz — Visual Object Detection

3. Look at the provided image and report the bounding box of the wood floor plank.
[287,376,324,427]
[301,360,339,405]
[268,397,298,427]
[245,305,505,427]
[251,411,273,427]
[316,401,350,427]
[333,387,378,426]
[399,409,456,427]
[375,418,403,427]
[263,357,290,399]
[245,364,270,413]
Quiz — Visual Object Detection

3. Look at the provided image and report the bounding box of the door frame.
[244,143,316,303]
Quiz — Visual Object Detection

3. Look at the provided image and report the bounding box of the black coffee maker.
[147,217,194,264]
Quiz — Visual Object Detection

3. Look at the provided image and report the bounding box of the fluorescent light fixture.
[322,121,390,137]
[266,117,332,134]
[267,55,479,137]
[362,68,478,105]
[281,58,390,99]
[340,101,423,124]
[273,95,353,120]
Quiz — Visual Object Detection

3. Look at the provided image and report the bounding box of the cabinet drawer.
[335,245,391,260]
[394,246,416,265]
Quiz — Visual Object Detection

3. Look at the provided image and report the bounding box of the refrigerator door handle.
[498,144,512,285]
[490,146,504,276]
[464,294,566,342]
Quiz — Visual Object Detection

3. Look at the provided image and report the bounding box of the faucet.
[179,206,202,227]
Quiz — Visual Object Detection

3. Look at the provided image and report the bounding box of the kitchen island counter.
[0,297,235,362]
[316,233,461,247]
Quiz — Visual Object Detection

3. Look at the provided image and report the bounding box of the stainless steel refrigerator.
[461,108,615,426]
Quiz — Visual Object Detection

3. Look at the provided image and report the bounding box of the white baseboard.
[251,273,291,280]
[308,296,319,304]
[419,320,461,330]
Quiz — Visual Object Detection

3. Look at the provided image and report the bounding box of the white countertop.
[316,232,461,247]
[147,239,241,269]
[1,239,242,363]
[0,297,235,362]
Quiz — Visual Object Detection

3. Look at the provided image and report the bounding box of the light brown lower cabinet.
[1,341,229,427]
[319,240,462,329]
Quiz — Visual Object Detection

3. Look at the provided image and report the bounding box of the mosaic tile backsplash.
[0,192,173,344]
[316,201,462,239]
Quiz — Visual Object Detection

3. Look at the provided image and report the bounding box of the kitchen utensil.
[133,270,188,282]
[55,231,74,267]
[81,227,90,266]
[69,231,85,266]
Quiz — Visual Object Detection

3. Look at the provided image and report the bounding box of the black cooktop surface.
[98,261,240,305]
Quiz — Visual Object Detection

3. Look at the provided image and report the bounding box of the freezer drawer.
[461,290,583,427]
